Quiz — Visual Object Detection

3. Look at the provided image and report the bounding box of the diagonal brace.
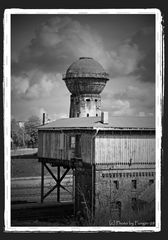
[43,162,58,182]
[43,183,58,200]
[41,164,71,202]
[60,168,70,182]
[60,184,72,194]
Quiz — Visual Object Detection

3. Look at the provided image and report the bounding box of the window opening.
[70,136,76,149]
[114,180,119,190]
[149,179,154,185]
[132,180,137,189]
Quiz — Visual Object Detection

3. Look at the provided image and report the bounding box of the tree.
[24,115,41,148]
[11,118,24,148]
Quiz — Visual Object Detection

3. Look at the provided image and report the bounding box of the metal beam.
[43,184,58,200]
[43,162,58,182]
[57,166,60,202]
[60,184,72,194]
[41,161,44,203]
[60,168,70,182]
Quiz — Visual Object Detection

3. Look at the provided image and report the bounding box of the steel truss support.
[40,160,70,203]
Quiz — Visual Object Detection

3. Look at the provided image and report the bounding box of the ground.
[11,152,74,226]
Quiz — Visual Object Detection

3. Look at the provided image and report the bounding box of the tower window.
[113,180,119,190]
[95,99,97,102]
[132,180,137,189]
[87,113,89,117]
[86,98,90,102]
[96,114,98,117]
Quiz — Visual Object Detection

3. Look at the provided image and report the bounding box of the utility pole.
[22,127,25,147]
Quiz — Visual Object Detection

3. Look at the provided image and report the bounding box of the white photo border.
[4,8,163,232]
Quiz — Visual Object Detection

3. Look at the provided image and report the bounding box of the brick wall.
[95,166,155,222]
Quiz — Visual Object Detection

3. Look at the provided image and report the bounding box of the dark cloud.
[107,82,155,116]
[126,26,155,82]
[11,16,110,100]
[11,16,155,104]
[12,16,106,76]
[12,17,155,78]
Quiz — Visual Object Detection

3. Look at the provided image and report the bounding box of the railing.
[62,72,109,79]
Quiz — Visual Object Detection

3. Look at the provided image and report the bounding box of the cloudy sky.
[11,13,155,122]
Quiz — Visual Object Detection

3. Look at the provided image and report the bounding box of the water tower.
[63,57,109,118]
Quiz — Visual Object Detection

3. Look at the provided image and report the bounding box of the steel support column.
[57,166,60,202]
[41,161,44,203]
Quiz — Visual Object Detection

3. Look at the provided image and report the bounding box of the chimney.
[42,113,45,125]
[101,111,108,124]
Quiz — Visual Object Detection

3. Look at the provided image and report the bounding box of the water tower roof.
[64,57,109,79]
[67,57,104,73]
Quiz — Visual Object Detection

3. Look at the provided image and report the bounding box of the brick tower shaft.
[70,94,101,118]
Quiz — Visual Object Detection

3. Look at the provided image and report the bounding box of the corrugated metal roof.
[38,116,155,130]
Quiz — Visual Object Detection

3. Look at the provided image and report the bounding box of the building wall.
[38,129,155,222]
[38,130,94,163]
[95,132,155,164]
[94,131,155,222]
[38,131,70,160]
[95,167,155,208]
[80,132,93,164]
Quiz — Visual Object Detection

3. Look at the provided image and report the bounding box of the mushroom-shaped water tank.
[63,57,109,95]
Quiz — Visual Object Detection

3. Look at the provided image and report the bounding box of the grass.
[11,158,41,178]
[74,203,155,226]
[11,158,73,178]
